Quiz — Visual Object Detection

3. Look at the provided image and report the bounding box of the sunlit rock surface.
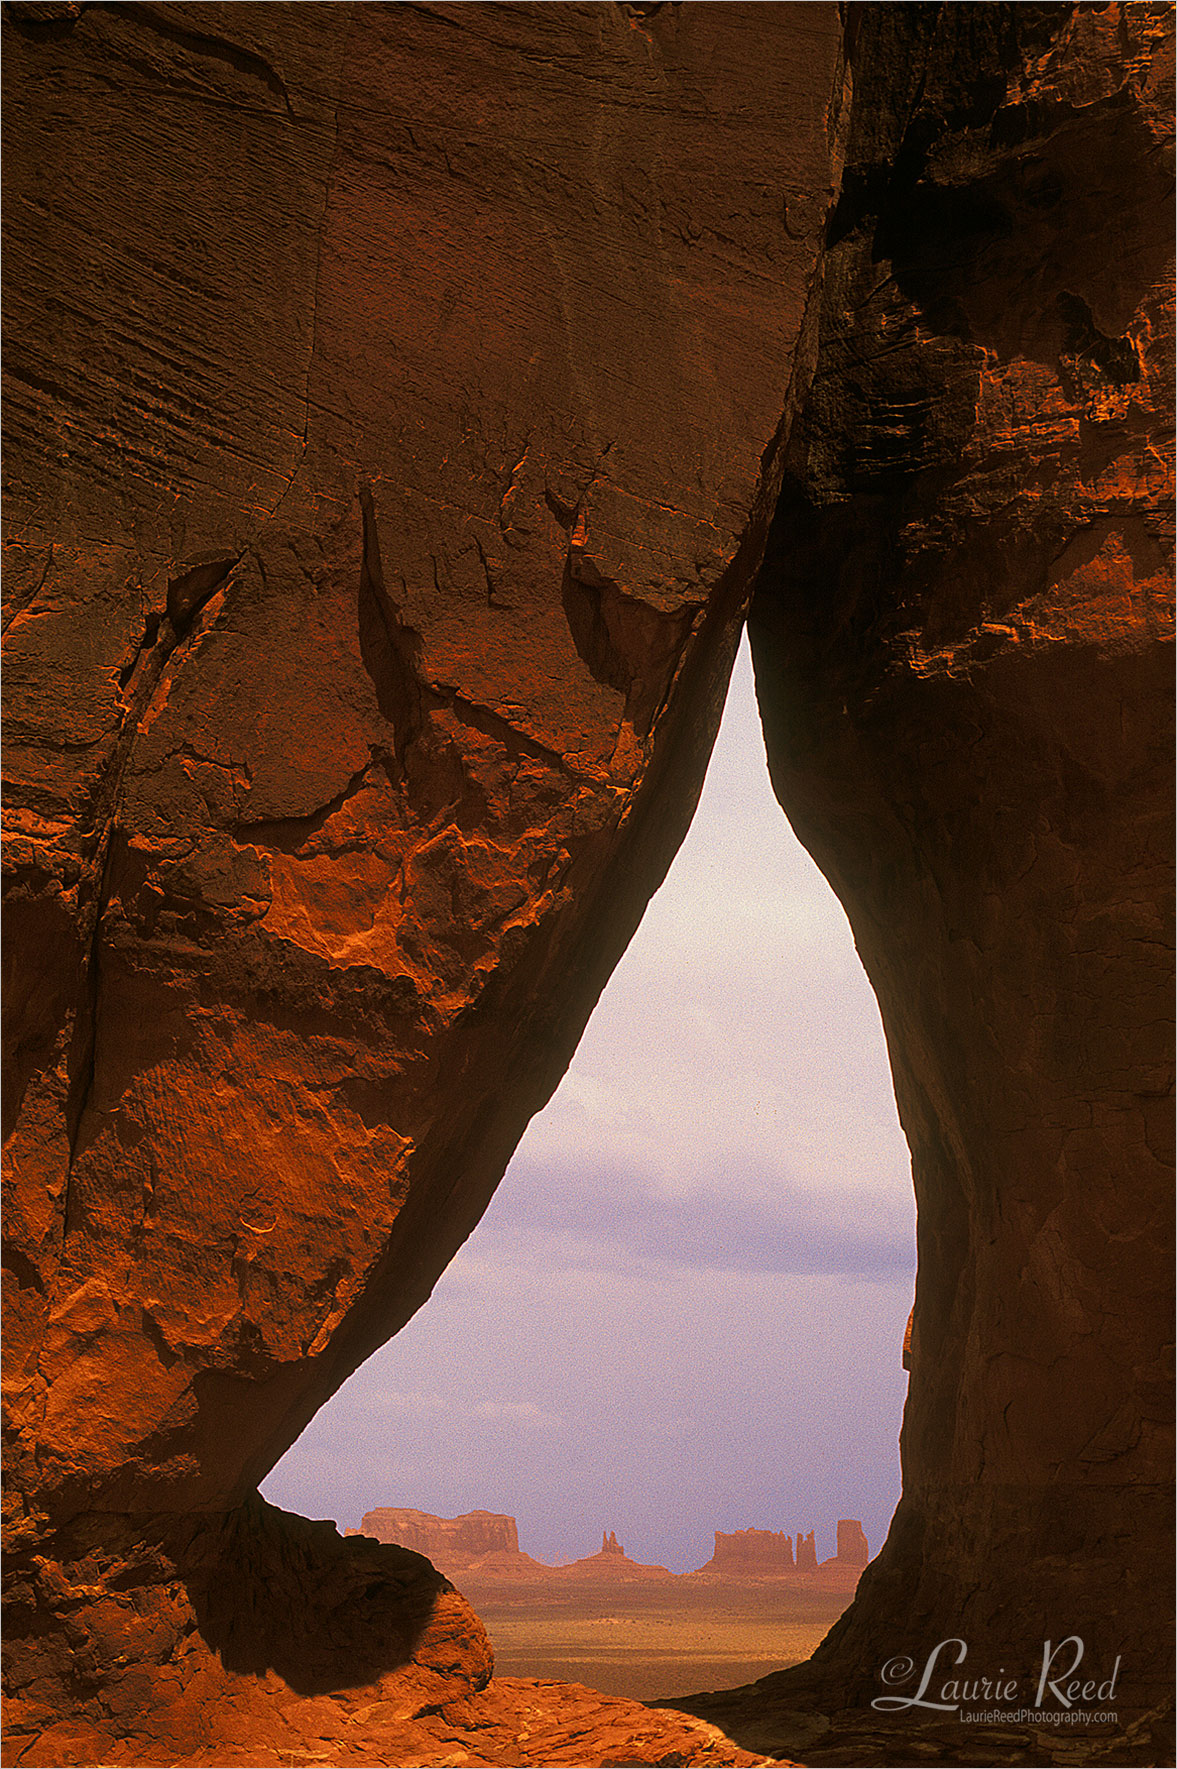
[2,2,838,1763]
[2,1,1172,1766]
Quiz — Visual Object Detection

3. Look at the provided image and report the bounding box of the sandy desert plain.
[435,1576,851,1703]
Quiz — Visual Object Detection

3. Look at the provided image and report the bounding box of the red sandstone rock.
[2,3,841,1760]
[692,1521,869,1589]
[357,1507,521,1562]
[2,1496,495,1769]
[833,1520,867,1568]
[420,1678,795,1768]
[693,1528,796,1580]
[680,5,1175,1763]
[793,1532,818,1576]
[2,2,1173,1767]
[351,1508,557,1583]
[550,1536,674,1584]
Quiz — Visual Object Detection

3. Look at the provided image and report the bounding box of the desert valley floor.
[456,1580,851,1703]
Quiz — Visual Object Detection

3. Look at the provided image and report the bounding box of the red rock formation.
[412,1679,792,1769]
[2,2,840,1762]
[812,1520,871,1595]
[834,1519,868,1568]
[694,1528,796,1579]
[793,1530,818,1576]
[3,2,1172,1766]
[693,1521,870,1584]
[357,1507,520,1562]
[350,1507,559,1582]
[552,1537,673,1584]
[678,5,1175,1763]
[3,1495,496,1769]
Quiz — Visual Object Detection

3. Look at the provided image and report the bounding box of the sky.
[263,634,917,1574]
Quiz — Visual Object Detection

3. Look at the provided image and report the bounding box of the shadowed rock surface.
[2,2,1172,1767]
[675,4,1176,1764]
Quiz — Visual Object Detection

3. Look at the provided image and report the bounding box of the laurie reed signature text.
[873,1637,1122,1719]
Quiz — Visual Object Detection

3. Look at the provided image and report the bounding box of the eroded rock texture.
[2,2,1173,1767]
[2,1,838,1763]
[5,1495,496,1768]
[680,5,1175,1765]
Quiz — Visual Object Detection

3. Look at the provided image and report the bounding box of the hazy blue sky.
[264,635,917,1573]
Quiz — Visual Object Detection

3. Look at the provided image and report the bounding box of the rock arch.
[3,4,1171,1764]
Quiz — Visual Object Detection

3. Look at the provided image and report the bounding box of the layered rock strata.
[2,2,840,1763]
[680,4,1175,1763]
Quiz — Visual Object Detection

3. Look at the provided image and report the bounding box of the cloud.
[265,1258,914,1573]
[362,1390,449,1416]
[474,1400,564,1429]
[434,623,915,1309]
[478,1151,914,1281]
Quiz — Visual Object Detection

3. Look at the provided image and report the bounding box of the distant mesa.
[703,1527,795,1575]
[354,1507,519,1559]
[351,1510,673,1582]
[349,1508,868,1591]
[349,1508,553,1579]
[687,1519,866,1589]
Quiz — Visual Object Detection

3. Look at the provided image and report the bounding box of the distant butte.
[352,1508,868,1590]
[354,1506,520,1560]
[689,1520,867,1590]
[553,1531,673,1583]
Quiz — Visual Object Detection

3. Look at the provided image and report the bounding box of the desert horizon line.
[346,1504,872,1576]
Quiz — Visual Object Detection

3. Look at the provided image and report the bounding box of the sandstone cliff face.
[683,4,1174,1762]
[2,3,1172,1767]
[2,0,838,1522]
[2,3,840,1763]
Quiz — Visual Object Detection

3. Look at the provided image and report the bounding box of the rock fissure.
[105,1,295,116]
[61,554,242,1201]
[0,542,55,638]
